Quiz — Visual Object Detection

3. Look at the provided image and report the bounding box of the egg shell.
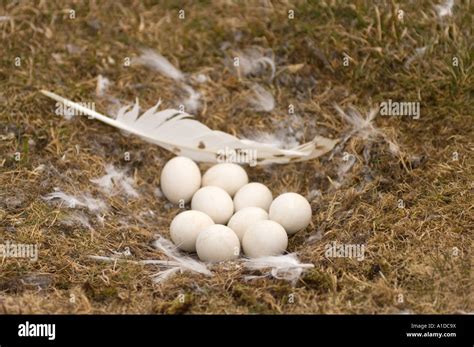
[191,186,234,224]
[196,224,240,262]
[202,163,248,197]
[227,207,269,241]
[170,210,215,252]
[242,220,288,258]
[160,156,201,204]
[269,192,312,234]
[233,182,273,212]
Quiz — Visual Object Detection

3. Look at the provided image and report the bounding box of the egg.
[191,186,234,224]
[196,224,240,262]
[269,192,312,234]
[227,207,269,241]
[242,220,288,258]
[170,210,214,252]
[160,156,201,204]
[233,182,273,211]
[202,163,248,196]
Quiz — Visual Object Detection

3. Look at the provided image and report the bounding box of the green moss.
[302,269,334,293]
[231,284,272,313]
[155,293,194,314]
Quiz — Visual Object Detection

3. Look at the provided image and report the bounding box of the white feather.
[192,73,208,83]
[43,190,107,213]
[249,84,275,112]
[337,154,356,180]
[89,236,212,284]
[133,49,184,81]
[180,84,201,114]
[41,90,339,165]
[332,105,401,160]
[150,267,182,283]
[60,211,92,230]
[90,165,139,198]
[96,75,111,97]
[306,189,322,202]
[151,236,212,280]
[404,46,427,68]
[331,154,357,190]
[233,47,275,79]
[334,105,380,141]
[241,253,314,283]
[435,0,454,17]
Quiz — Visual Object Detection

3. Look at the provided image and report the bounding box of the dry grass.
[0,0,472,314]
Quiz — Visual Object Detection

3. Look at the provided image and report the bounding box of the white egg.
[233,182,273,211]
[269,192,312,234]
[170,210,215,252]
[227,207,269,241]
[202,163,248,196]
[196,224,240,262]
[242,220,288,258]
[191,186,234,224]
[160,156,201,204]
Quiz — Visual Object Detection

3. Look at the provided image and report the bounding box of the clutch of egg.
[162,157,312,262]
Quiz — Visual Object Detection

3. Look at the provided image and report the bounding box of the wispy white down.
[242,253,314,283]
[331,154,357,190]
[192,73,208,84]
[233,47,275,80]
[150,236,212,282]
[435,0,454,17]
[96,75,111,97]
[43,189,108,213]
[113,247,132,257]
[89,236,211,283]
[306,189,322,202]
[333,105,401,157]
[133,49,184,81]
[60,211,92,230]
[404,46,427,68]
[335,105,379,141]
[90,165,139,198]
[180,84,201,114]
[90,255,181,282]
[337,154,356,180]
[248,84,275,112]
[0,16,12,22]
[105,96,123,119]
